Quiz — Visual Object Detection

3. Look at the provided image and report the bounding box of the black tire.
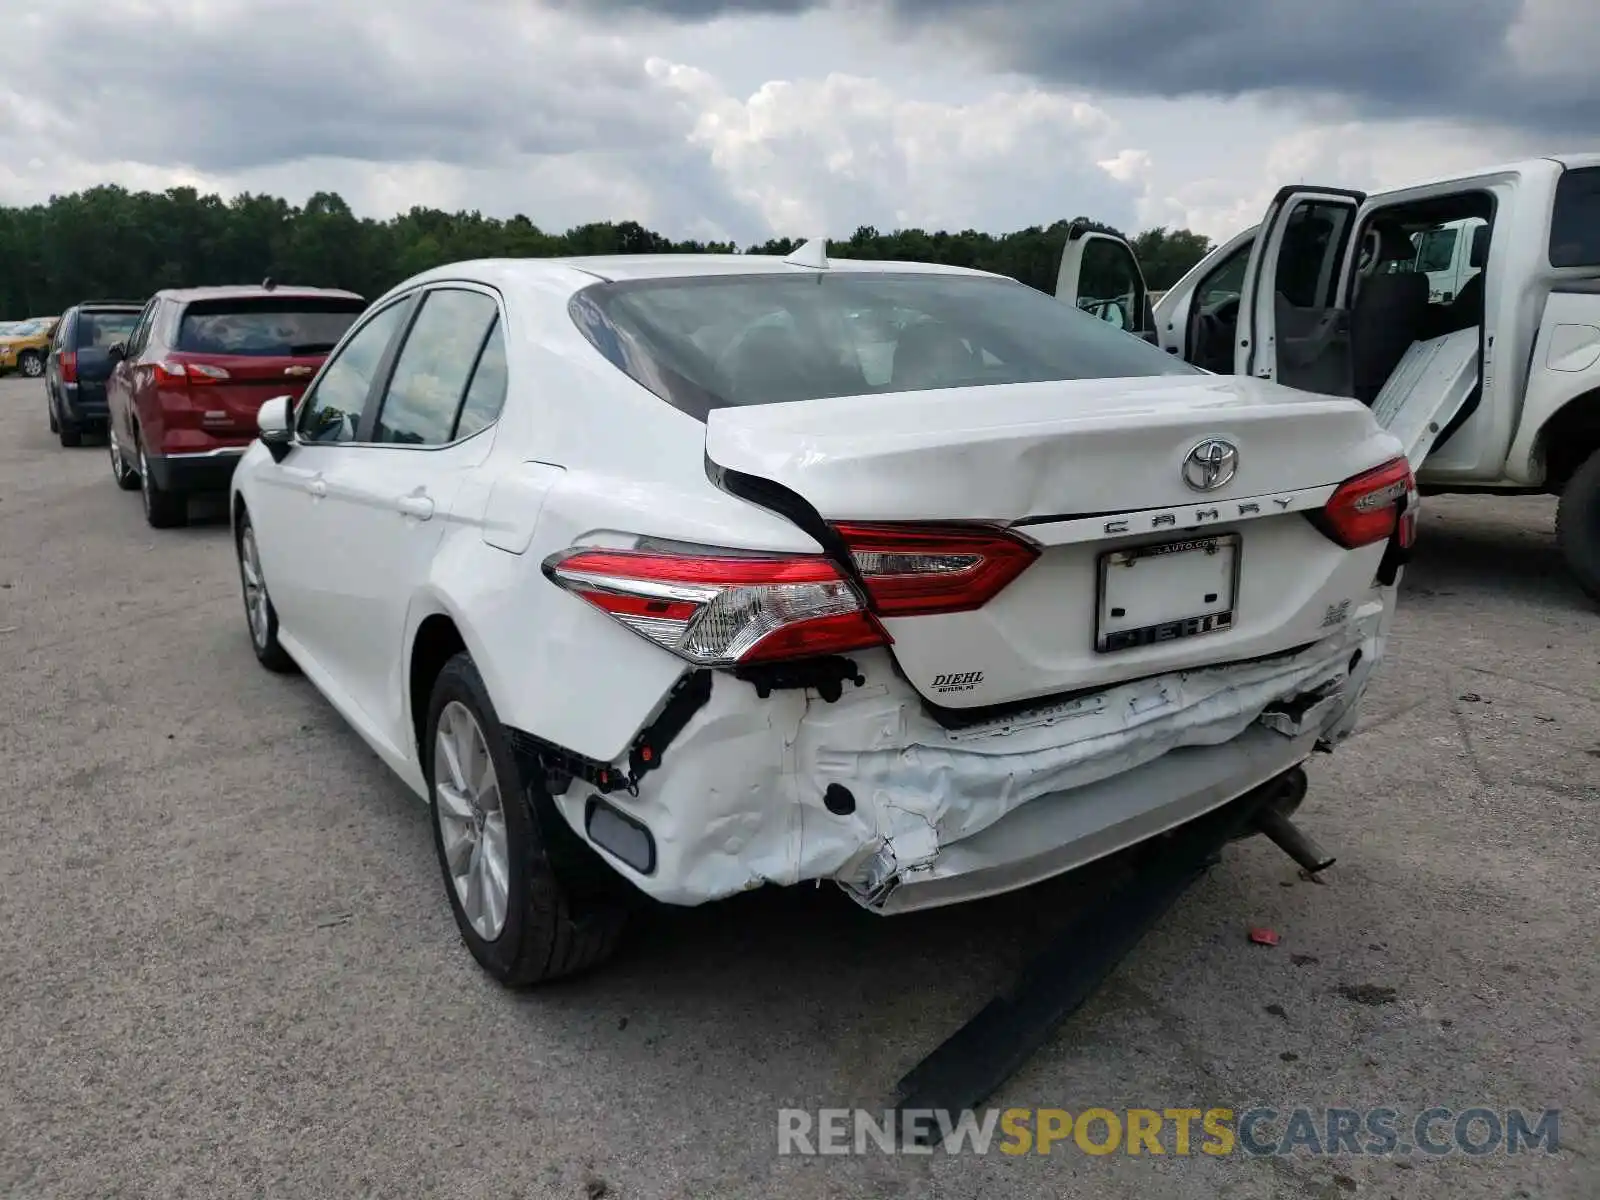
[425,653,628,986]
[18,351,42,379]
[47,400,59,433]
[58,418,83,448]
[136,432,187,528]
[1556,447,1600,605]
[108,425,140,491]
[235,510,297,673]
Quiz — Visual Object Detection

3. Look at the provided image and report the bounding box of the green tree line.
[0,184,1212,318]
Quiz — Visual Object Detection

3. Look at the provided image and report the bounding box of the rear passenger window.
[1550,166,1600,268]
[454,318,507,440]
[77,310,140,349]
[299,300,410,444]
[374,289,500,445]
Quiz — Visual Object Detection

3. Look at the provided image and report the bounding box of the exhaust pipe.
[1250,767,1336,873]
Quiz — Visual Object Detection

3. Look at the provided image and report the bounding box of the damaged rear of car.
[542,260,1414,917]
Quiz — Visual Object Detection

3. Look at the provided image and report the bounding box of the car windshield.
[6,320,44,338]
[176,296,366,356]
[77,311,140,348]
[1414,227,1458,273]
[570,270,1200,419]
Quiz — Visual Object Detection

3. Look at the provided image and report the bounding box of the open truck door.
[1236,185,1366,388]
[1055,222,1157,342]
[1239,182,1478,469]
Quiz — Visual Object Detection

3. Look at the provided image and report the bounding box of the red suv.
[106,282,367,527]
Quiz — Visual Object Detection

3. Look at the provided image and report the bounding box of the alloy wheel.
[138,441,151,514]
[433,700,510,941]
[239,526,270,650]
[109,428,127,483]
[20,355,42,378]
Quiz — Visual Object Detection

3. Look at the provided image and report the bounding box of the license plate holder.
[1095,533,1240,653]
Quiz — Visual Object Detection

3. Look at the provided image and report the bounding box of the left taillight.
[153,360,230,387]
[542,548,890,667]
[833,522,1040,616]
[58,351,77,384]
[1312,457,1418,550]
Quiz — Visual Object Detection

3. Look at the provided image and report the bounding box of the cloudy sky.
[1,0,1592,244]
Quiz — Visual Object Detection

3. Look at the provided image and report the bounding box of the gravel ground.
[1,376,1596,1199]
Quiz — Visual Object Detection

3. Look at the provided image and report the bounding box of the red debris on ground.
[1248,927,1281,947]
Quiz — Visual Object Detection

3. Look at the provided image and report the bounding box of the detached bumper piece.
[891,766,1313,1145]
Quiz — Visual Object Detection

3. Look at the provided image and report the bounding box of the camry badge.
[1182,439,1238,491]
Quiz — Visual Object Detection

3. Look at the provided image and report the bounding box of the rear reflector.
[832,522,1040,616]
[1312,457,1418,550]
[543,547,889,667]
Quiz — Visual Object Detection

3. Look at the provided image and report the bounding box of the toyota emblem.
[1182,439,1239,491]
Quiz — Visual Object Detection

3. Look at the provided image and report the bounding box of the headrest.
[1469,225,1489,269]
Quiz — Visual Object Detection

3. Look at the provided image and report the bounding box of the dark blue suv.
[46,301,145,446]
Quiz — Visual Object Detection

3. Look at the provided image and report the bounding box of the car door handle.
[307,477,327,498]
[396,493,434,520]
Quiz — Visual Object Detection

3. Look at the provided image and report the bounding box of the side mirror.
[106,343,126,364]
[259,394,294,463]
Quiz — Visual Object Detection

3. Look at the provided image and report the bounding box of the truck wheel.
[1556,448,1600,604]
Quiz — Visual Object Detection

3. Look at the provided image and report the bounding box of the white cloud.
[1125,102,1563,241]
[1097,150,1152,185]
[649,60,1135,236]
[0,0,1581,253]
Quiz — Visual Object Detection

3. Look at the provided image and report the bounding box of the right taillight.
[1313,457,1418,549]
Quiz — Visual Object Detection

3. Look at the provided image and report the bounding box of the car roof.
[154,284,366,304]
[544,254,1004,283]
[73,300,144,312]
[383,253,1008,304]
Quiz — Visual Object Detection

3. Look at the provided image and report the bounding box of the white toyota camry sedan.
[231,246,1417,986]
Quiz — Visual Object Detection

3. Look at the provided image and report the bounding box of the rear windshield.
[1550,166,1600,268]
[176,296,366,356]
[569,271,1200,418]
[76,310,140,349]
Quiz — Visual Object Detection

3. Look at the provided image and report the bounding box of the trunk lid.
[72,348,120,385]
[706,375,1405,709]
[166,351,324,436]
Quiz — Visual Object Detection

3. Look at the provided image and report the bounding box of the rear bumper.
[548,598,1392,910]
[56,382,109,423]
[866,723,1319,913]
[144,446,249,493]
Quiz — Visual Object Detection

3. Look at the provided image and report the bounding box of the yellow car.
[0,316,62,378]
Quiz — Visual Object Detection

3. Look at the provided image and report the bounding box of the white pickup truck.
[1056,152,1600,602]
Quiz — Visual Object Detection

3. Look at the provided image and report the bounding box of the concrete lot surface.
[1,376,1596,1199]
